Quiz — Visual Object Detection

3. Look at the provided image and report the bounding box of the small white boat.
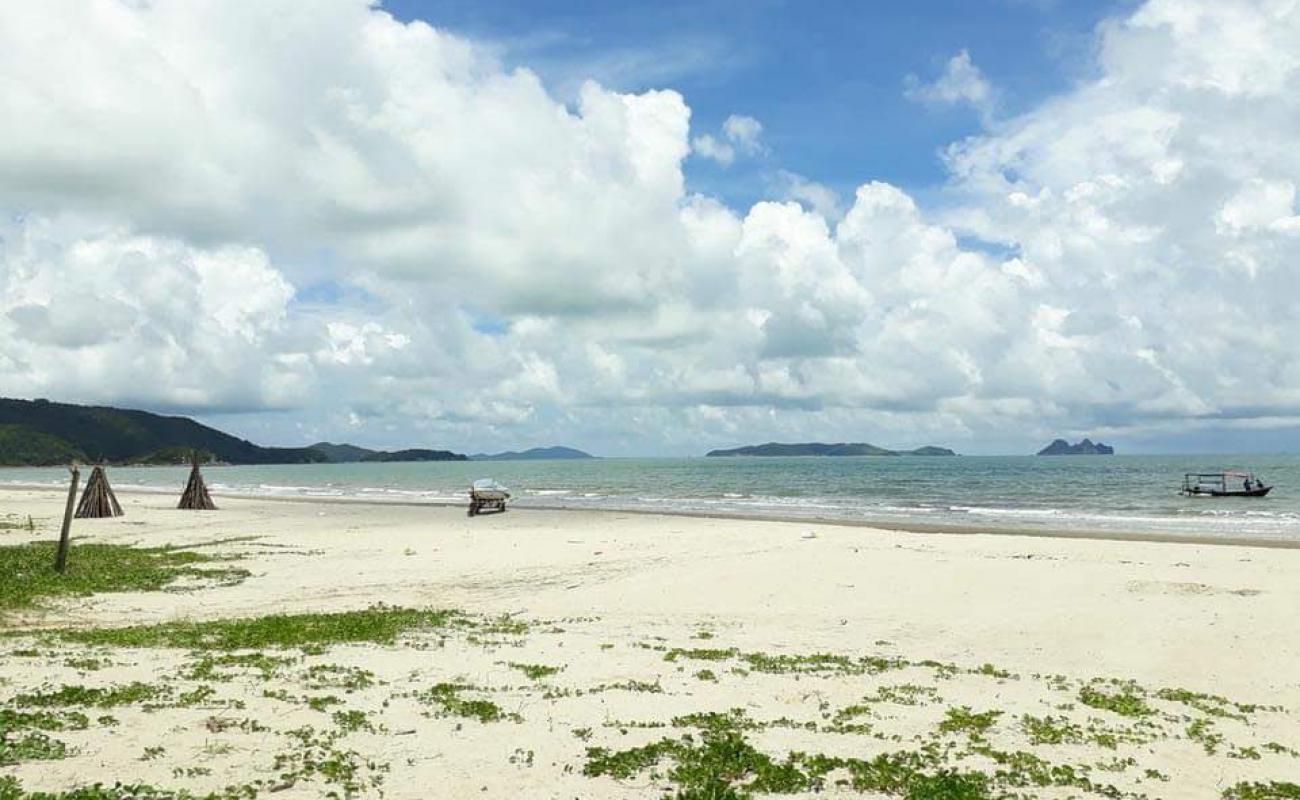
[468,479,511,516]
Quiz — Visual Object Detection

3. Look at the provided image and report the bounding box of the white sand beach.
[2,486,1299,798]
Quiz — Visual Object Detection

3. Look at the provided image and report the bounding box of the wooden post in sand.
[55,463,80,573]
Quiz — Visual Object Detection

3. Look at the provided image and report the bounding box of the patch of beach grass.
[12,682,164,708]
[304,695,343,712]
[0,542,249,613]
[1157,686,1267,720]
[664,646,738,663]
[60,656,111,672]
[1078,681,1155,718]
[302,664,375,692]
[275,724,388,796]
[1020,714,1084,745]
[0,731,68,765]
[0,709,91,766]
[182,652,296,682]
[937,706,1003,741]
[409,682,520,723]
[331,709,375,734]
[49,605,461,650]
[664,646,910,677]
[504,662,561,681]
[589,678,663,694]
[584,710,1001,799]
[1187,717,1226,754]
[863,683,941,707]
[1222,781,1300,799]
[0,777,256,800]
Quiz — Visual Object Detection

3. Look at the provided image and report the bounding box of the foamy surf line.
[3,481,1299,549]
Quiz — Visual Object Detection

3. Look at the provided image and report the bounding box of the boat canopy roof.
[1183,471,1255,481]
[1185,471,1252,477]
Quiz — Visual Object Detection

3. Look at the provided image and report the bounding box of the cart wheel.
[467,503,477,517]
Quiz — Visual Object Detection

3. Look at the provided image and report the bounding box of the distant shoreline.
[3,482,1296,551]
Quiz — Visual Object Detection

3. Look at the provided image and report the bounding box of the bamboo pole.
[56,463,80,573]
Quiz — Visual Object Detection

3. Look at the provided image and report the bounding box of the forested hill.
[0,398,327,466]
[470,446,594,461]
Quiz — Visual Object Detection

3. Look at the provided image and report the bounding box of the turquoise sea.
[4,455,1300,542]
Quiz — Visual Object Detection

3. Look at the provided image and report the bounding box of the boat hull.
[1183,486,1272,497]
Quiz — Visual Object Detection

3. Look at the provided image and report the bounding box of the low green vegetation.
[182,652,295,682]
[1078,682,1155,718]
[305,694,342,712]
[585,709,1002,799]
[0,542,249,613]
[0,777,255,800]
[505,662,561,681]
[1020,714,1084,745]
[12,682,164,708]
[1187,717,1226,754]
[1222,782,1300,799]
[50,605,461,650]
[0,596,1293,799]
[61,656,110,671]
[0,709,91,766]
[862,683,941,706]
[664,646,739,663]
[0,730,67,766]
[331,709,374,734]
[302,664,376,692]
[409,683,520,723]
[589,679,663,694]
[937,707,1003,741]
[275,724,388,797]
[1157,687,1265,721]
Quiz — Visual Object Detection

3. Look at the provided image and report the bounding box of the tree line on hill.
[0,398,593,466]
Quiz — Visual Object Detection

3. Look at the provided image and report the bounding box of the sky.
[1,0,1299,456]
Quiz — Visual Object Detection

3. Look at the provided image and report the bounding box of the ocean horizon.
[5,454,1299,542]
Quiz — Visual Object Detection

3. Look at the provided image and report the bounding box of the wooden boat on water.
[468,479,511,516]
[1181,471,1272,497]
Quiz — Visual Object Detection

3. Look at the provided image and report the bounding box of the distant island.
[358,448,466,463]
[470,446,594,461]
[1037,438,1114,456]
[0,397,328,466]
[706,442,957,457]
[308,442,376,463]
[309,442,467,463]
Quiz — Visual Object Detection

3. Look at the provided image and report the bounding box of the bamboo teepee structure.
[75,463,123,518]
[178,455,217,510]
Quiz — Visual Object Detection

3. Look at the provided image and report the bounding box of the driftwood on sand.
[75,463,123,518]
[178,457,217,511]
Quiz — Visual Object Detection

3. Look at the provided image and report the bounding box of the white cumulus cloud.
[1,0,1299,454]
[906,49,996,119]
[693,113,765,165]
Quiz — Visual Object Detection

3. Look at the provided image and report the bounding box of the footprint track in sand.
[1127,579,1263,597]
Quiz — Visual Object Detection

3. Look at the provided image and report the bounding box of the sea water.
[4,455,1300,542]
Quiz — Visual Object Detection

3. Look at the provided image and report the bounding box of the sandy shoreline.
[2,486,1299,797]
[6,479,1299,551]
